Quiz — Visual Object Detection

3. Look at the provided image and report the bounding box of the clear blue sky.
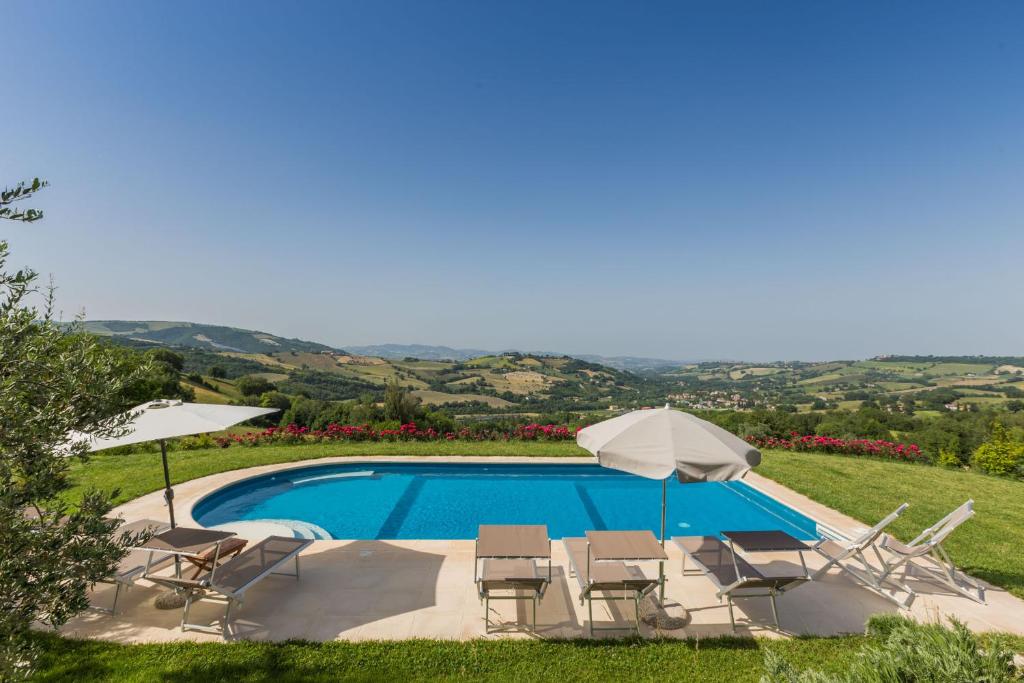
[3,1,1022,361]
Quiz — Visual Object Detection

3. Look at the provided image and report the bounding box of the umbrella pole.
[659,478,666,602]
[160,439,176,529]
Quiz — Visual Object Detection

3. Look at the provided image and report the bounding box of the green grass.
[32,632,868,682]
[758,449,1024,600]
[67,441,587,506]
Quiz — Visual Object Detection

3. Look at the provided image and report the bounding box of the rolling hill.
[81,321,1024,416]
[79,321,341,354]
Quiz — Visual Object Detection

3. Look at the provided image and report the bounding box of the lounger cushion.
[563,538,656,592]
[111,519,173,583]
[205,536,312,595]
[815,539,848,559]
[674,535,808,595]
[479,559,546,593]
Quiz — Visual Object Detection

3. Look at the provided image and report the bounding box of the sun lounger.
[673,536,807,630]
[876,500,984,603]
[563,537,659,635]
[161,536,313,637]
[478,559,548,631]
[811,503,915,607]
[91,518,173,614]
[475,525,551,632]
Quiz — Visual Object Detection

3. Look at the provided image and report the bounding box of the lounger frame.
[674,536,807,631]
[563,538,658,636]
[477,564,548,633]
[810,503,916,608]
[90,519,171,615]
[877,500,985,603]
[166,537,312,638]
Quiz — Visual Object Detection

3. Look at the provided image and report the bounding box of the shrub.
[937,448,963,469]
[236,375,276,397]
[745,434,926,463]
[972,422,1024,477]
[762,614,1019,683]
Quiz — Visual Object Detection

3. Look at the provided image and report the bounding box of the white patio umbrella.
[576,405,761,602]
[71,399,279,528]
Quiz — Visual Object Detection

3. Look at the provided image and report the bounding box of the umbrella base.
[641,597,690,630]
[154,590,188,610]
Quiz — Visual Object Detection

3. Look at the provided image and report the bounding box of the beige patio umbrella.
[576,405,761,602]
[70,399,279,528]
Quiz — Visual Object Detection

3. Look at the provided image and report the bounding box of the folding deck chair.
[162,535,313,637]
[876,500,984,603]
[673,536,807,630]
[91,518,174,614]
[563,537,659,635]
[811,503,915,608]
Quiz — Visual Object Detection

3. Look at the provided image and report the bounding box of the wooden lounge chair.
[811,503,915,607]
[673,536,807,631]
[563,537,659,635]
[91,518,174,614]
[876,500,984,603]
[163,536,313,638]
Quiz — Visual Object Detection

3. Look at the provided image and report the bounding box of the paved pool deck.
[60,456,1024,643]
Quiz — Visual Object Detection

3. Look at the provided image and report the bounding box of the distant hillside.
[80,321,341,355]
[343,343,490,362]
[346,343,684,373]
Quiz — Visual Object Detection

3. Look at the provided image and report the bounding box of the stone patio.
[59,456,1024,643]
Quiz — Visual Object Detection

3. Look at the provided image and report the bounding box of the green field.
[411,390,514,407]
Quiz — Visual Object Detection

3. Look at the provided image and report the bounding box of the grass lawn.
[33,632,868,682]
[757,450,1024,600]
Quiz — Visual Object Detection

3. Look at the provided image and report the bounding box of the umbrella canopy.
[576,405,761,482]
[577,405,761,606]
[71,399,279,527]
[72,399,278,452]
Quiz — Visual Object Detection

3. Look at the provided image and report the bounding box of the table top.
[721,530,809,553]
[138,527,236,557]
[586,530,668,561]
[477,525,550,559]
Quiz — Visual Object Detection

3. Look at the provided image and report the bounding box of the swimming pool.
[192,462,819,541]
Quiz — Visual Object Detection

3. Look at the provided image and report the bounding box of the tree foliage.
[0,181,152,678]
[0,178,48,223]
[383,379,421,423]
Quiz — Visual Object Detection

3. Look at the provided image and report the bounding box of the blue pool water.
[192,462,818,541]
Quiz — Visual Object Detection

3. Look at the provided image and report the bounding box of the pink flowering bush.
[214,422,580,448]
[745,432,927,463]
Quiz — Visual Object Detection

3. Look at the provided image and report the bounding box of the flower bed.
[214,422,579,448]
[745,433,927,463]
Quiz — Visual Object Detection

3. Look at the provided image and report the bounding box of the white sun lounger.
[91,518,174,614]
[811,503,915,608]
[876,500,984,603]
[673,536,808,630]
[162,535,313,638]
